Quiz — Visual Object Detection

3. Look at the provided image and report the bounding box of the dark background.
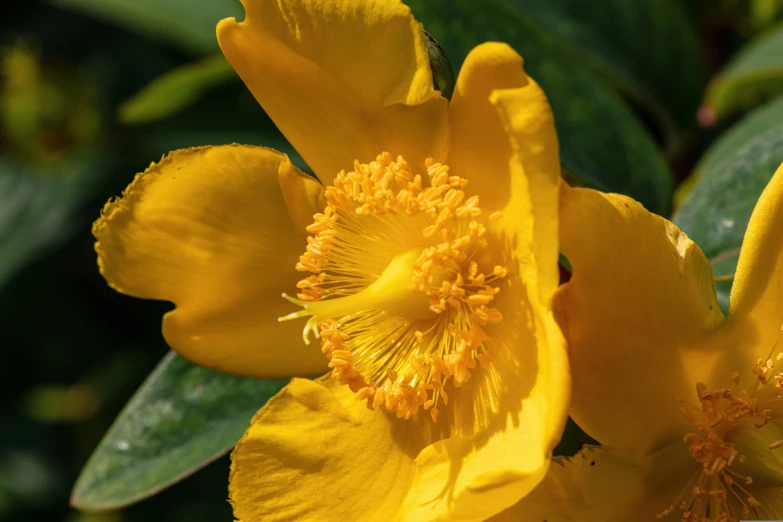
[1,3,283,521]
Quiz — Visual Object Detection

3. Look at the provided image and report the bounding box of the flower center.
[657,352,783,522]
[279,152,506,422]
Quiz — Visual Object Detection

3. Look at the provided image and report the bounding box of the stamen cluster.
[294,153,507,422]
[658,354,783,522]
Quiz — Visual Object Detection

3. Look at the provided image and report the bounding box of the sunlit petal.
[217,0,448,185]
[555,185,726,453]
[93,145,327,377]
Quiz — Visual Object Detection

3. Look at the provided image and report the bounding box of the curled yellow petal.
[555,185,725,454]
[217,0,448,185]
[447,42,531,215]
[447,41,561,301]
[730,162,783,367]
[93,144,328,377]
[491,69,561,303]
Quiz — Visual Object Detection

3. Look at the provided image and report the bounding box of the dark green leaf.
[0,157,104,294]
[424,31,456,100]
[119,55,236,124]
[409,0,673,214]
[510,0,705,144]
[71,352,287,511]
[673,96,783,312]
[48,0,242,54]
[702,21,783,122]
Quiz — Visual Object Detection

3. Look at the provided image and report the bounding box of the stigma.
[279,153,507,422]
[657,350,783,521]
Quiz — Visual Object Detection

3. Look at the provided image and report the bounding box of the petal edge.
[94,144,328,377]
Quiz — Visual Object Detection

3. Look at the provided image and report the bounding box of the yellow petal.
[753,487,783,518]
[390,47,567,518]
[491,444,697,522]
[729,162,783,364]
[217,0,448,185]
[229,378,425,522]
[399,236,568,519]
[491,74,561,303]
[447,42,561,300]
[229,282,567,521]
[93,144,328,377]
[403,311,567,520]
[278,158,326,232]
[555,185,726,454]
[728,422,783,486]
[447,43,529,214]
[486,455,578,522]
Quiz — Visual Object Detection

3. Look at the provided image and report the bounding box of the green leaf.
[553,417,597,457]
[119,55,236,124]
[0,157,104,294]
[673,96,783,312]
[409,0,673,214]
[702,21,783,123]
[71,352,287,511]
[48,0,242,54]
[425,32,456,100]
[510,0,705,144]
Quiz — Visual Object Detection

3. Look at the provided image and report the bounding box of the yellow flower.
[93,0,568,519]
[499,165,783,521]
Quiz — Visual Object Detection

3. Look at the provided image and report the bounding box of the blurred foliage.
[49,0,242,54]
[674,95,783,312]
[701,21,783,123]
[1,2,289,520]
[117,55,235,124]
[0,39,106,292]
[512,0,705,145]
[2,0,783,520]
